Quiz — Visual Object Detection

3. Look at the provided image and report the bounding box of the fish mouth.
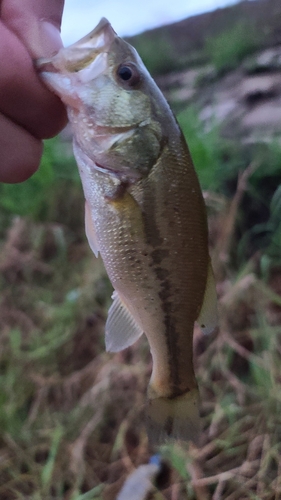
[36,18,116,101]
[36,18,115,74]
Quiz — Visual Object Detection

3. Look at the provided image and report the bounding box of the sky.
[61,0,241,45]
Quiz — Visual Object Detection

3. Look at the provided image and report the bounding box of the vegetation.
[177,107,244,192]
[127,0,281,77]
[1,102,281,498]
[127,33,182,76]
[128,32,206,75]
[205,21,261,74]
[0,139,79,225]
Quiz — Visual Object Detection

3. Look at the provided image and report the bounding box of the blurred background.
[60,0,240,42]
[1,0,281,498]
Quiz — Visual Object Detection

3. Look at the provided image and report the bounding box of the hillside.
[127,0,281,74]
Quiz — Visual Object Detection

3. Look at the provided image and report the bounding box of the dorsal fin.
[105,291,143,352]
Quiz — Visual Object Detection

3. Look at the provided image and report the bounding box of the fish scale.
[37,17,218,443]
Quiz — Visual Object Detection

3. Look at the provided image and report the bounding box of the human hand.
[0,0,67,183]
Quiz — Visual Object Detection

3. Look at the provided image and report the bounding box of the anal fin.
[105,291,143,352]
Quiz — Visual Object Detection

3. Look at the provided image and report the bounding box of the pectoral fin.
[85,201,99,257]
[197,261,218,334]
[105,291,143,352]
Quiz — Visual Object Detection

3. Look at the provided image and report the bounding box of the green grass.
[0,138,79,231]
[1,110,281,498]
[177,106,245,192]
[128,18,263,78]
[178,105,281,273]
[206,21,261,74]
[128,33,206,76]
[130,34,180,76]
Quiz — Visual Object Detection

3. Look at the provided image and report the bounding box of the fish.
[36,18,218,444]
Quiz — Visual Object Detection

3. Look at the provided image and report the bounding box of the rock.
[242,99,281,131]
[244,46,281,73]
[240,74,281,104]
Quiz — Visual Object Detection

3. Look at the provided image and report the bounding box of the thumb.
[1,0,65,57]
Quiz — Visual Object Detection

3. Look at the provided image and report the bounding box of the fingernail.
[30,21,63,58]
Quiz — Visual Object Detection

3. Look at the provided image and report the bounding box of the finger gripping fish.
[37,18,218,444]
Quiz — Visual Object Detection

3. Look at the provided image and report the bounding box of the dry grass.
[1,172,281,499]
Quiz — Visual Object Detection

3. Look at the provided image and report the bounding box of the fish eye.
[116,63,140,86]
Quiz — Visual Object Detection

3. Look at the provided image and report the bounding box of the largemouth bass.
[37,18,217,443]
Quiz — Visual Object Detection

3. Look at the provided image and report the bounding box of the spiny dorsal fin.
[197,260,218,335]
[105,291,143,352]
[85,200,99,257]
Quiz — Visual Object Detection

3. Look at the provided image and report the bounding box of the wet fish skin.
[37,18,217,443]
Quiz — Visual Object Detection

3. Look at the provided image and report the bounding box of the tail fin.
[146,388,200,445]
